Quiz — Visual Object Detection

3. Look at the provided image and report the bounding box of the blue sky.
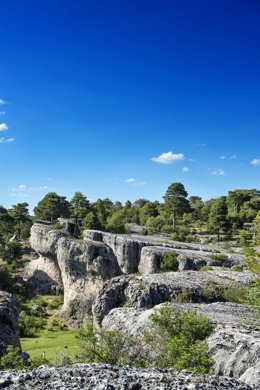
[1,0,260,211]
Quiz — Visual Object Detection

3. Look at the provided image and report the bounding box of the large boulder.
[57,237,122,319]
[0,363,253,389]
[0,291,20,356]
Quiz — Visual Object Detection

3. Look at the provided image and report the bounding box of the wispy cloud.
[195,143,206,147]
[182,167,190,173]
[0,137,14,143]
[124,178,147,186]
[0,99,8,105]
[10,184,49,197]
[212,168,226,176]
[219,155,226,160]
[0,111,5,117]
[218,154,237,160]
[125,178,136,183]
[229,155,237,160]
[151,151,185,164]
[0,123,8,132]
[251,158,260,166]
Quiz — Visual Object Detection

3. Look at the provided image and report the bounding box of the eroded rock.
[0,363,253,389]
[0,291,20,356]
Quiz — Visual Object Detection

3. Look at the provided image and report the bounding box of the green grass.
[21,328,81,364]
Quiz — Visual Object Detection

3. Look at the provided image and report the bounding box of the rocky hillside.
[1,220,259,389]
[0,364,254,389]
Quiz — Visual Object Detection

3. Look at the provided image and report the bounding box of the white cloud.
[125,178,136,183]
[0,111,5,117]
[0,137,14,143]
[124,178,147,186]
[219,155,225,160]
[10,184,49,197]
[182,167,190,173]
[212,168,226,176]
[251,158,260,166]
[0,123,8,131]
[151,151,185,164]
[229,155,237,160]
[0,99,7,105]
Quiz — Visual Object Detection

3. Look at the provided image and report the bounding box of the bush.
[160,252,178,272]
[2,241,22,264]
[19,311,45,337]
[78,305,214,373]
[0,346,49,370]
[210,252,228,263]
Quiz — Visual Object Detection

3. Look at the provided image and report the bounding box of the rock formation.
[0,363,253,389]
[0,291,20,356]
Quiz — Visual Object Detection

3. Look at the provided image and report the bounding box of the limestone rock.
[0,363,253,389]
[57,237,122,319]
[101,302,260,389]
[0,291,20,356]
[30,222,69,260]
[24,255,63,294]
[93,271,245,325]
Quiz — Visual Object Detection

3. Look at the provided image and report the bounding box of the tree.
[82,211,101,230]
[0,205,14,238]
[208,197,230,241]
[163,183,190,230]
[93,198,114,229]
[34,192,71,222]
[189,196,204,222]
[106,210,126,234]
[70,192,91,234]
[9,203,31,238]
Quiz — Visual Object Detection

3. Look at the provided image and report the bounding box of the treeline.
[0,183,260,246]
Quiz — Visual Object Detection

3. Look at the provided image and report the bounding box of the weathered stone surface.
[102,302,260,389]
[30,222,69,260]
[85,230,244,274]
[93,271,246,325]
[57,237,122,319]
[24,255,63,294]
[0,364,253,389]
[0,291,20,356]
[84,230,149,273]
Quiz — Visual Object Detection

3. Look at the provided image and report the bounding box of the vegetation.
[159,252,179,272]
[77,304,214,373]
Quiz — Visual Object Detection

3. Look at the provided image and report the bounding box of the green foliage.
[19,311,45,337]
[9,202,31,238]
[34,192,71,222]
[77,316,132,365]
[0,345,49,370]
[78,306,214,373]
[160,252,178,272]
[106,210,126,234]
[163,182,191,230]
[208,197,230,241]
[210,252,228,263]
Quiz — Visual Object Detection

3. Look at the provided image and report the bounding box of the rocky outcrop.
[84,230,149,273]
[0,364,253,389]
[0,291,20,356]
[25,256,63,295]
[85,230,244,274]
[57,237,122,318]
[101,302,260,389]
[93,270,247,325]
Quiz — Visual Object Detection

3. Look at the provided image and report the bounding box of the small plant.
[210,252,228,263]
[52,222,63,230]
[160,252,178,272]
[175,287,192,303]
[0,346,49,370]
[19,311,45,337]
[49,296,63,309]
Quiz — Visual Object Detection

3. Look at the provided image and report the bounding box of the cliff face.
[0,291,20,356]
[29,222,122,318]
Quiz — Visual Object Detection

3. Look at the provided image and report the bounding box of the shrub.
[0,346,49,370]
[78,305,214,373]
[210,252,228,263]
[160,252,178,272]
[19,311,45,337]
